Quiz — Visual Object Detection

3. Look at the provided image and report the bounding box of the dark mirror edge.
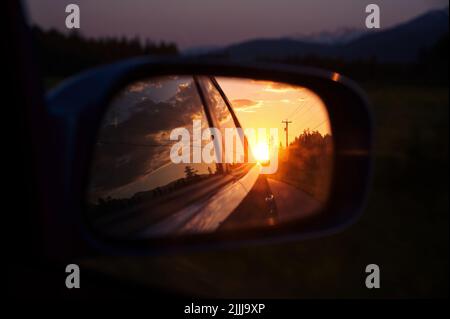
[43,57,373,258]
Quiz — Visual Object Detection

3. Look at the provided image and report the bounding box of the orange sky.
[216,77,332,146]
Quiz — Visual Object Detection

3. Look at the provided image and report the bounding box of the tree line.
[31,26,179,79]
[261,34,448,86]
[274,129,333,201]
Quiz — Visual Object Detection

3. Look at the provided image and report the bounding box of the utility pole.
[282,120,292,149]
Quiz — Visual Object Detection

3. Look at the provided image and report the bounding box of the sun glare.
[252,142,270,162]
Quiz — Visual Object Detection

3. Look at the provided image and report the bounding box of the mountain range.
[204,8,448,63]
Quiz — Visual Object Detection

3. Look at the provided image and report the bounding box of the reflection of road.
[130,172,321,238]
[267,178,321,223]
[136,165,260,237]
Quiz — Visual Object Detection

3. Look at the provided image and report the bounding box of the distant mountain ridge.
[210,8,449,63]
[288,27,367,45]
[183,45,221,56]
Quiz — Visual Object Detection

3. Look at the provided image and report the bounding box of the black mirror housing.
[41,57,373,258]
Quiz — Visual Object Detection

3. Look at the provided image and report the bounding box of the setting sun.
[216,78,331,146]
[252,142,270,162]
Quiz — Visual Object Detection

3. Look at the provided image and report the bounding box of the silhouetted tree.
[31,26,179,79]
[184,166,198,179]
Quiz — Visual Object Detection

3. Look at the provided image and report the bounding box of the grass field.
[81,84,449,298]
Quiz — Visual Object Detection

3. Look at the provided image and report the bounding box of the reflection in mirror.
[87,76,333,239]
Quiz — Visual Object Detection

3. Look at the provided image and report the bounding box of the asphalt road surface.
[267,178,322,223]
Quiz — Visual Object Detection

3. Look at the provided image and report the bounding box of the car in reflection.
[87,76,333,239]
[9,0,373,299]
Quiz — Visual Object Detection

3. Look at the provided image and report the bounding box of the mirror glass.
[87,76,333,238]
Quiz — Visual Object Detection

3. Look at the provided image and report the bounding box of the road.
[107,173,322,238]
[266,178,322,223]
[136,165,260,237]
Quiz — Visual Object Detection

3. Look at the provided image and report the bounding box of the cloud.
[232,99,258,108]
[251,80,303,93]
[90,79,205,198]
[231,99,262,112]
[127,79,164,93]
[237,109,257,113]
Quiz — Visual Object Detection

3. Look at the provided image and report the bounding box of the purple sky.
[25,0,448,49]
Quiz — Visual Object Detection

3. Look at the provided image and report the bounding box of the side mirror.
[44,58,373,257]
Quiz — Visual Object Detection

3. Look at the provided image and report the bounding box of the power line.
[286,101,305,120]
[295,111,319,130]
[291,103,314,122]
[299,116,323,130]
[311,119,328,131]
